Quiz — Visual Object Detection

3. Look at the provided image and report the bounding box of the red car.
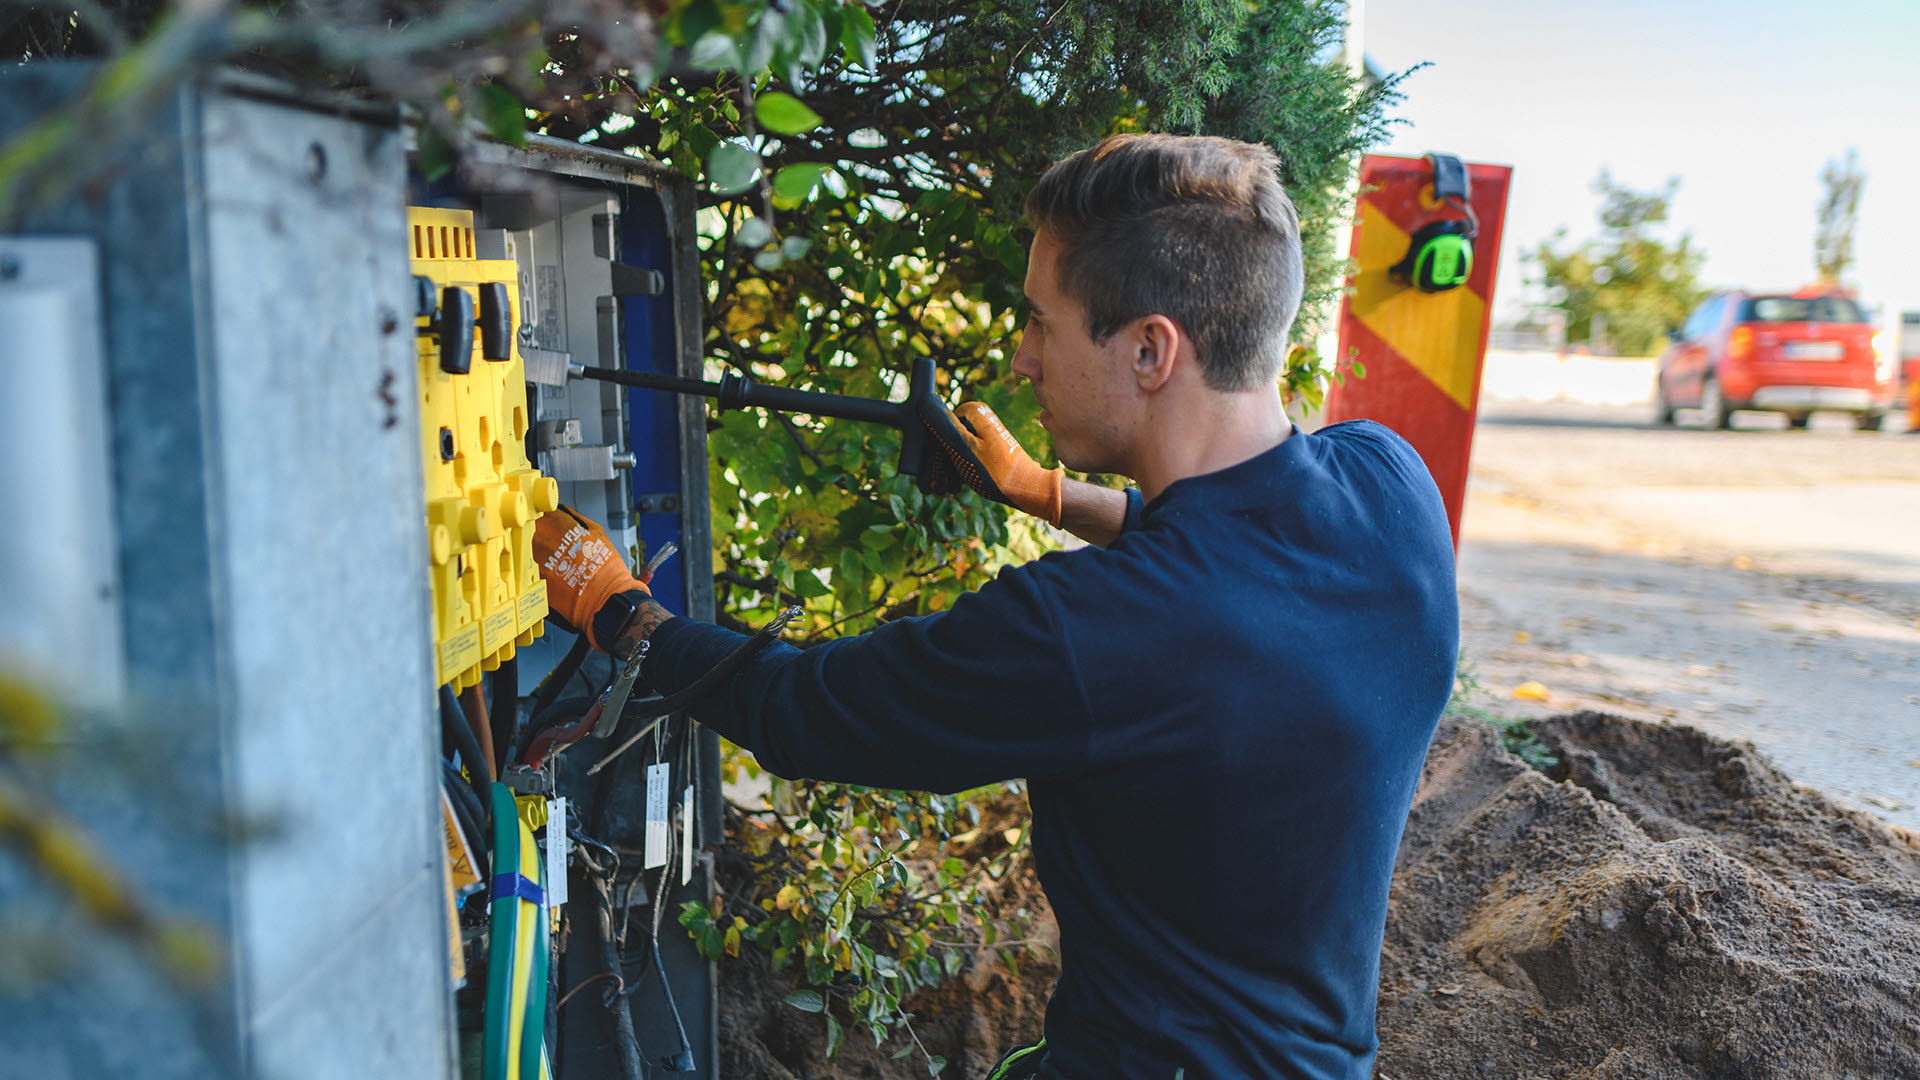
[1654,287,1894,430]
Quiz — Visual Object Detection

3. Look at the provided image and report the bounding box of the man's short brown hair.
[1024,134,1303,392]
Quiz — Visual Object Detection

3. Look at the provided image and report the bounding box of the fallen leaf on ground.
[1511,682,1551,702]
[1513,631,1531,644]
[1732,555,1753,570]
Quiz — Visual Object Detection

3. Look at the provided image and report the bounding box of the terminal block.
[411,207,561,689]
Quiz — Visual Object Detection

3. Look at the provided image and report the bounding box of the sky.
[1362,0,1920,328]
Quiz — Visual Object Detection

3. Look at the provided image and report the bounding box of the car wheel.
[1699,376,1733,430]
[1855,412,1884,432]
[1786,412,1811,429]
[1652,378,1675,426]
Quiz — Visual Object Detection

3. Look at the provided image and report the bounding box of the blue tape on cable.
[491,873,546,907]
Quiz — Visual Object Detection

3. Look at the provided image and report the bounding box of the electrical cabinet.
[421,140,721,1080]
[0,67,718,1080]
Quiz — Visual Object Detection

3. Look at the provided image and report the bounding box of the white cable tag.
[680,785,694,885]
[644,762,671,869]
[544,796,568,908]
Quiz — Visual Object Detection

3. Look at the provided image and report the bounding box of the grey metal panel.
[0,237,124,710]
[0,65,452,1079]
[194,91,450,1078]
[243,870,452,1080]
[0,63,245,1077]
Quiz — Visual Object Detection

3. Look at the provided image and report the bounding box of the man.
[535,134,1458,1079]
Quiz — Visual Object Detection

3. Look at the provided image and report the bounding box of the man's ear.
[1131,314,1185,391]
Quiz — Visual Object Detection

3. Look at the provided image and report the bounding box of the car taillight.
[1728,325,1754,359]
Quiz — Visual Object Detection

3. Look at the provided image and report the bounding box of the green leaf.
[736,216,775,249]
[671,0,721,46]
[773,163,833,202]
[837,546,864,586]
[685,123,719,161]
[841,5,877,69]
[743,11,781,72]
[477,85,527,147]
[677,900,711,931]
[794,570,832,599]
[783,990,826,1013]
[755,91,824,136]
[689,30,743,71]
[416,125,456,182]
[927,1054,948,1075]
[826,1014,844,1059]
[707,142,761,195]
[1350,358,1368,379]
[788,4,829,74]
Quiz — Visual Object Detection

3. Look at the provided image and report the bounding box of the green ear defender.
[1390,153,1478,294]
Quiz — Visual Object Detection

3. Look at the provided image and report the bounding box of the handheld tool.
[571,355,962,493]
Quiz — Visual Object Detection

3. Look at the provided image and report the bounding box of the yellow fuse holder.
[411,207,561,689]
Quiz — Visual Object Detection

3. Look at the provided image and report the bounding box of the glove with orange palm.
[533,505,653,652]
[922,401,1063,527]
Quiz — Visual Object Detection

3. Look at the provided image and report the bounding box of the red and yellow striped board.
[1324,154,1513,549]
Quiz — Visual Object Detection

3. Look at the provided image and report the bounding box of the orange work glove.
[533,505,652,652]
[927,401,1064,526]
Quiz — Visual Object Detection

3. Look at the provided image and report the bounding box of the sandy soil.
[1376,712,1920,1080]
[1459,402,1920,831]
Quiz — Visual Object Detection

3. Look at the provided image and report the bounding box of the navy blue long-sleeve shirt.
[643,419,1458,1079]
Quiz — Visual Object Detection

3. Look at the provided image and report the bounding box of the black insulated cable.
[440,760,491,882]
[490,657,518,777]
[439,686,493,816]
[527,634,591,728]
[589,868,646,1080]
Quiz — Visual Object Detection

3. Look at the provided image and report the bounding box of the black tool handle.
[717,373,909,429]
[895,357,937,490]
[578,366,723,399]
[577,358,944,491]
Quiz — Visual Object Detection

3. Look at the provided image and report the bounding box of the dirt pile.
[718,712,1920,1079]
[1378,712,1920,1080]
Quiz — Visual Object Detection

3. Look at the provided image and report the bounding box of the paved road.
[1456,400,1920,832]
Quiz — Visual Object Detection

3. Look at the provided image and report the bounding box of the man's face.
[1010,232,1140,475]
